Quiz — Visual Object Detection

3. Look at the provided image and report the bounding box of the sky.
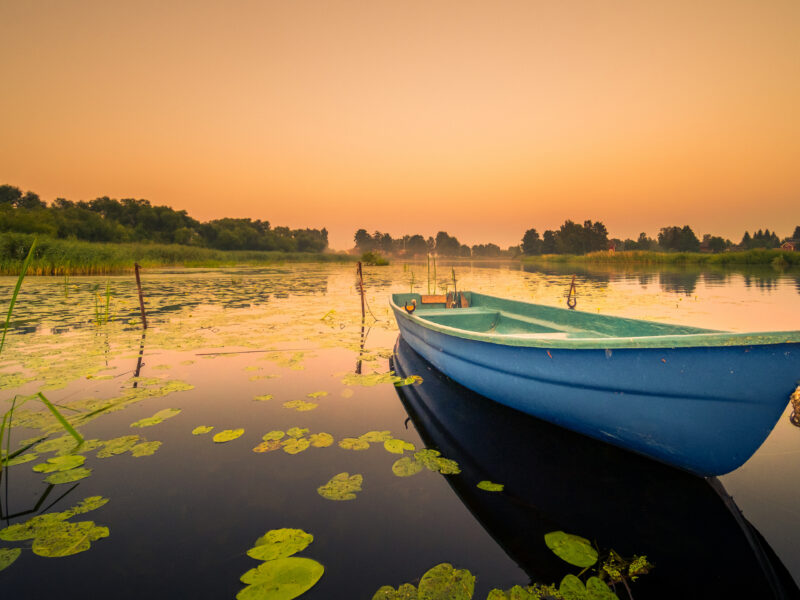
[1,0,798,250]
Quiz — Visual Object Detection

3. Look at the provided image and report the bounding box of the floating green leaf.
[360,430,392,443]
[31,521,109,557]
[414,449,461,475]
[384,439,415,454]
[33,454,85,473]
[0,513,69,542]
[0,547,21,572]
[6,452,38,466]
[254,394,273,402]
[35,435,84,455]
[192,426,214,435]
[246,528,314,561]
[485,585,540,600]
[282,438,310,454]
[97,435,141,458]
[477,481,504,492]
[586,577,618,600]
[45,467,91,484]
[130,408,181,428]
[341,371,422,387]
[237,557,324,600]
[417,563,474,600]
[545,531,598,568]
[263,430,286,441]
[282,400,318,412]
[372,583,419,600]
[558,574,586,599]
[286,427,309,438]
[307,391,328,398]
[392,457,423,477]
[66,496,108,516]
[309,432,333,448]
[338,437,369,451]
[253,440,282,453]
[213,428,245,443]
[131,441,161,457]
[317,472,363,501]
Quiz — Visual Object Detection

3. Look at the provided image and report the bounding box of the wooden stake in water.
[356,261,365,320]
[134,263,148,329]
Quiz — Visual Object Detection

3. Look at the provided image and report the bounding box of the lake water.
[1,261,799,599]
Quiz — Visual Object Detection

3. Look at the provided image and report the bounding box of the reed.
[521,249,800,267]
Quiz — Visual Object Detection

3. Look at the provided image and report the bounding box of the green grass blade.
[0,238,37,354]
[36,392,84,446]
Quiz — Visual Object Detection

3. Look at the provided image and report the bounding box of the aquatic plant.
[246,528,314,561]
[476,481,504,492]
[130,408,181,428]
[282,437,310,454]
[213,429,245,443]
[283,400,318,412]
[544,531,598,568]
[317,472,363,501]
[192,426,214,435]
[372,563,474,600]
[45,467,92,484]
[383,438,415,454]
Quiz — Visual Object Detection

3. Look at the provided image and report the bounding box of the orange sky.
[1,0,798,249]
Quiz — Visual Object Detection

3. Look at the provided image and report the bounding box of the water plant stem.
[356,261,365,320]
[1,238,36,354]
[134,263,148,329]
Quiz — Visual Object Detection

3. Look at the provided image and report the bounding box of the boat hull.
[392,302,800,475]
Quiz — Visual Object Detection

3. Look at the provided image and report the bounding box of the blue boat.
[390,291,800,476]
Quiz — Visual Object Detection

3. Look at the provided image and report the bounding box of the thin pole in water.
[134,263,148,329]
[357,261,365,320]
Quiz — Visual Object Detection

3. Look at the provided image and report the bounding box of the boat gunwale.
[390,292,800,349]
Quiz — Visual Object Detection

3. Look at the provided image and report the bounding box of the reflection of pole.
[133,331,146,388]
[134,263,148,329]
[355,322,366,374]
[566,275,577,310]
[357,261,365,320]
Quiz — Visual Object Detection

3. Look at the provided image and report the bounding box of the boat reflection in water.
[391,336,800,599]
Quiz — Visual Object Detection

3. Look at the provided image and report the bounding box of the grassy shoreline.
[521,249,800,268]
[0,233,354,275]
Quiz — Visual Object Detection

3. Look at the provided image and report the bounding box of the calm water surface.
[1,262,799,598]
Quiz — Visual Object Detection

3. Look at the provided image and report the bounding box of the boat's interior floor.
[416,307,611,337]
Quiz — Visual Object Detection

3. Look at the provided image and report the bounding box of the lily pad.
[263,430,286,441]
[213,429,245,443]
[97,435,141,458]
[247,528,314,561]
[307,391,328,399]
[282,438,310,454]
[237,556,324,600]
[558,574,586,599]
[545,531,598,568]
[253,440,282,453]
[338,437,370,451]
[5,453,38,466]
[282,400,318,412]
[309,432,334,448]
[254,394,273,402]
[286,427,309,438]
[45,467,92,484]
[417,563,475,600]
[384,439,415,454]
[317,472,363,501]
[130,408,181,428]
[477,481,504,492]
[373,583,419,600]
[586,577,618,600]
[32,521,109,557]
[192,426,214,435]
[66,496,109,516]
[0,513,70,541]
[131,441,162,457]
[414,449,461,475]
[392,457,423,477]
[360,430,392,443]
[0,547,21,572]
[33,455,85,473]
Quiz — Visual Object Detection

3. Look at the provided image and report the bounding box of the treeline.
[0,184,328,252]
[353,229,517,258]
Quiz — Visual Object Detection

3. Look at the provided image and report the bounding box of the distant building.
[781,241,796,251]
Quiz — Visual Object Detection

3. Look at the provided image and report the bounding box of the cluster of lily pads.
[237,528,324,600]
[0,496,110,572]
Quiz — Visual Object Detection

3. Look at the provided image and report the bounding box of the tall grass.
[0,233,355,276]
[521,249,800,267]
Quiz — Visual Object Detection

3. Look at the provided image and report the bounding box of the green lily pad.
[66,496,109,516]
[417,563,474,600]
[477,481,504,492]
[282,400,318,412]
[0,547,21,572]
[192,426,214,435]
[237,557,324,600]
[253,440,282,453]
[45,467,92,484]
[586,577,618,600]
[0,513,69,541]
[559,574,587,599]
[131,441,162,457]
[309,433,334,448]
[373,583,419,599]
[414,449,461,475]
[33,455,85,473]
[35,435,84,455]
[5,453,38,466]
[392,457,423,477]
[254,394,273,402]
[286,427,309,438]
[213,429,245,443]
[338,437,370,451]
[282,438,310,454]
[485,585,539,600]
[545,531,598,568]
[130,408,181,428]
[246,528,314,561]
[263,430,286,441]
[31,521,109,557]
[307,391,328,398]
[97,435,141,458]
[360,430,392,443]
[384,439,415,454]
[317,472,363,501]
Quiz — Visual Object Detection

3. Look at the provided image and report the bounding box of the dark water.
[1,262,799,598]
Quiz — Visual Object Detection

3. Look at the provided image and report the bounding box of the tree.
[406,234,427,256]
[542,230,557,253]
[521,228,542,255]
[659,225,699,251]
[792,226,800,241]
[0,185,22,207]
[354,229,373,252]
[434,231,461,256]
